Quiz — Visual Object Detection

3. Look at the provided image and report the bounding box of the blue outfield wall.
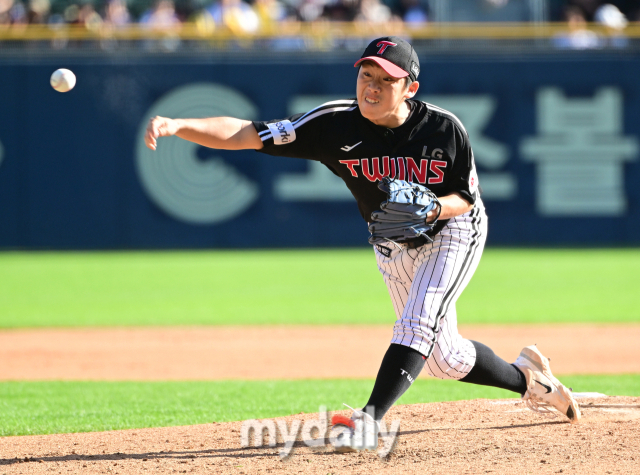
[0,54,639,248]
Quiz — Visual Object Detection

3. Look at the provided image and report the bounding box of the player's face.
[356,62,419,128]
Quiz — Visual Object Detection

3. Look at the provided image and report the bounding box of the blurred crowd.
[0,0,638,32]
[0,0,412,30]
[551,0,638,48]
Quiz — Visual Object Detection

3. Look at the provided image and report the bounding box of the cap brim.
[354,57,409,78]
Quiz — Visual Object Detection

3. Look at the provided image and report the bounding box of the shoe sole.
[334,445,358,453]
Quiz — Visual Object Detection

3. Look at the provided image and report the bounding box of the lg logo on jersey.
[339,156,446,185]
[422,146,447,185]
[423,146,443,159]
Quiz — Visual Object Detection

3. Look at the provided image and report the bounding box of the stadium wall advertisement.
[1,55,639,248]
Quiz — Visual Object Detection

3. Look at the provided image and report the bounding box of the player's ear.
[405,80,419,99]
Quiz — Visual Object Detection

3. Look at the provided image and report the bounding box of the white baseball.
[50,69,76,93]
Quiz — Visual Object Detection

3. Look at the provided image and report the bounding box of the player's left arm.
[426,192,473,223]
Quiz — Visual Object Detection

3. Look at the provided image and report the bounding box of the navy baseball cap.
[354,36,420,82]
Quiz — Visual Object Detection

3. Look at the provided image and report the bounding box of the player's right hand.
[145,116,180,151]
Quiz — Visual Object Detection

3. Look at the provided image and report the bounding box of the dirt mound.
[1,397,638,474]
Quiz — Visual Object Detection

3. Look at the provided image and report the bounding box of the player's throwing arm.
[144,116,263,151]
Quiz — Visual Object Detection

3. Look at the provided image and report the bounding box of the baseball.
[50,69,76,93]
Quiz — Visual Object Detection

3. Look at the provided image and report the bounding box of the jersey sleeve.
[252,99,358,161]
[252,112,321,161]
[448,124,480,205]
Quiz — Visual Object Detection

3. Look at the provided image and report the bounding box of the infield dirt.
[0,324,638,380]
[0,397,638,474]
[0,324,638,474]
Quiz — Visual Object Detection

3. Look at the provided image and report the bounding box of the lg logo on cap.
[376,41,397,54]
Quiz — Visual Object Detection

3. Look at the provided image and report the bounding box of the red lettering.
[339,159,360,177]
[406,157,428,183]
[376,41,397,55]
[339,157,440,183]
[429,160,447,184]
[361,157,390,182]
[397,157,406,181]
[388,157,396,179]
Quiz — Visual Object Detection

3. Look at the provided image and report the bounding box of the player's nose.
[367,78,381,92]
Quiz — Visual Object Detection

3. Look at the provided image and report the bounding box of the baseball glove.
[368,177,441,246]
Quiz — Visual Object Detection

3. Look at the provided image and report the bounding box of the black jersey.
[253,99,480,230]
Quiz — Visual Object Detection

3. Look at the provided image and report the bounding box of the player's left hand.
[426,203,441,224]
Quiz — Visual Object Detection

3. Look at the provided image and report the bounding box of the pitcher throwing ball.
[145,36,581,452]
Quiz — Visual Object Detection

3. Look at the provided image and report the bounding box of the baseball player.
[145,36,581,452]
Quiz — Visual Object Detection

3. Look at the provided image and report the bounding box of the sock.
[460,340,527,395]
[364,343,426,421]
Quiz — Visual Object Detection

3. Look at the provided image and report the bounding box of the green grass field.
[1,249,638,437]
[1,249,639,327]
[1,375,638,436]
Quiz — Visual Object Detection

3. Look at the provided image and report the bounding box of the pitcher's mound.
[1,397,638,474]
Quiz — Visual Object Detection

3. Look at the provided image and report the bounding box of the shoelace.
[343,403,358,414]
[342,403,378,427]
[522,393,557,419]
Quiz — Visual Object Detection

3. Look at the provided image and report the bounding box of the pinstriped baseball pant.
[374,200,487,380]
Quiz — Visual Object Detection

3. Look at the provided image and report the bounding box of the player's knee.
[424,343,475,380]
[423,357,465,380]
